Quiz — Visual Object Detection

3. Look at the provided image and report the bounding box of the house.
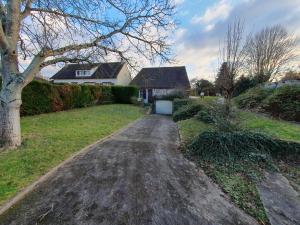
[131,66,190,103]
[263,79,300,89]
[50,62,131,85]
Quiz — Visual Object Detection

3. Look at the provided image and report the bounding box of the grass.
[238,111,300,143]
[177,118,212,144]
[205,166,268,224]
[0,104,144,206]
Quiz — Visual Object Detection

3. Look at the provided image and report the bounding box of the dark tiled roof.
[50,62,124,80]
[131,66,190,89]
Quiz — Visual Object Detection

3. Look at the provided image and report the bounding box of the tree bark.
[0,52,23,149]
[0,98,22,148]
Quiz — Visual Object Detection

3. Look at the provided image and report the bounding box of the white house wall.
[116,64,132,85]
[52,79,117,84]
[152,89,177,96]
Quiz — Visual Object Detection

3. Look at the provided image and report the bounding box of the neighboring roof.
[50,62,125,80]
[131,66,190,89]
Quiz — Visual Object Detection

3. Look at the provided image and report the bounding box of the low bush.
[173,98,193,112]
[188,131,300,165]
[263,85,300,121]
[111,86,138,103]
[195,110,214,124]
[195,103,239,132]
[235,87,273,109]
[173,103,203,122]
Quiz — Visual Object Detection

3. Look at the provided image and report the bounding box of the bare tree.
[217,18,245,113]
[244,25,297,83]
[0,0,175,148]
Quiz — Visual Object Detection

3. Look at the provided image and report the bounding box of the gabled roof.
[50,62,125,80]
[131,66,190,89]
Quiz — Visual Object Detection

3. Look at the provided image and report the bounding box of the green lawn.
[177,118,212,144]
[238,111,300,143]
[0,104,144,206]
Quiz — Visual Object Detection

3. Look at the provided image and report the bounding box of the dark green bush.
[235,85,300,121]
[263,85,300,121]
[233,76,257,97]
[101,86,113,103]
[188,131,300,164]
[21,81,55,115]
[111,86,138,103]
[195,110,214,123]
[173,98,193,112]
[173,103,203,122]
[235,87,274,109]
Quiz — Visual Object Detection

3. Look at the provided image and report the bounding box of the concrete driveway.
[0,115,258,225]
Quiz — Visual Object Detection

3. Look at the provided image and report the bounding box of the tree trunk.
[0,96,22,149]
[224,91,231,117]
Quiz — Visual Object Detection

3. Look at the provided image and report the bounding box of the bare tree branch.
[244,25,298,82]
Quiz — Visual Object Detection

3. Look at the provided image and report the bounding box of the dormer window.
[76,70,91,77]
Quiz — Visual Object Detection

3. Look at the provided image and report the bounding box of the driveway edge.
[0,117,144,216]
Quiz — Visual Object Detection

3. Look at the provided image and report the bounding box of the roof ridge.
[142,66,186,69]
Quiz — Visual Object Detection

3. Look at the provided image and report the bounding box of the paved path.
[0,115,258,225]
[257,172,300,225]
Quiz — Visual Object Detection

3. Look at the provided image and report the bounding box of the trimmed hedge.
[0,78,137,116]
[111,86,138,104]
[188,131,300,164]
[21,81,116,116]
[173,103,203,122]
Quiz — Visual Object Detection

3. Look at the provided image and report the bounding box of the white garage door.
[155,100,173,115]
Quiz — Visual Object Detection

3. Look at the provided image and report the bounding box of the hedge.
[111,86,138,104]
[234,87,274,109]
[235,85,300,121]
[0,77,138,116]
[262,85,300,121]
[173,103,203,122]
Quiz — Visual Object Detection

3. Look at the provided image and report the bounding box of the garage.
[155,100,173,115]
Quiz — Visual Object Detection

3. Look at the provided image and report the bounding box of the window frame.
[75,70,91,77]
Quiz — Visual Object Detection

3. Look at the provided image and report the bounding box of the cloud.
[174,0,185,5]
[171,0,300,81]
[191,0,232,24]
[175,28,187,40]
[204,24,215,32]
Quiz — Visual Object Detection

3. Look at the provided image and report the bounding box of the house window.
[76,70,91,77]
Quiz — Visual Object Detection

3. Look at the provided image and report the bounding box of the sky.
[41,0,300,81]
